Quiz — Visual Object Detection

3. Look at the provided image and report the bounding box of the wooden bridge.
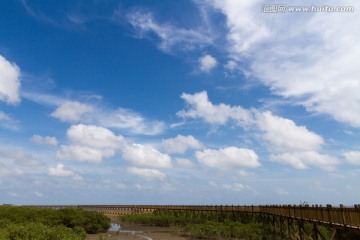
[30,204,360,240]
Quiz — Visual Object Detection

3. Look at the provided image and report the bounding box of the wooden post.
[340,204,345,226]
[298,220,304,240]
[312,223,319,240]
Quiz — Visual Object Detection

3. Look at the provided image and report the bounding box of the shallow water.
[108,223,153,240]
[108,223,121,232]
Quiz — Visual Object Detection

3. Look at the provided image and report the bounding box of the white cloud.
[66,124,125,149]
[254,111,324,153]
[0,148,43,166]
[199,54,217,72]
[224,60,237,71]
[204,0,360,127]
[0,111,11,121]
[57,145,111,163]
[31,135,58,146]
[0,167,24,176]
[0,55,21,104]
[24,92,165,136]
[126,10,213,52]
[175,158,195,168]
[57,124,124,163]
[51,101,93,122]
[122,143,172,169]
[127,167,166,181]
[238,170,252,177]
[254,111,339,170]
[344,151,360,165]
[35,191,44,197]
[196,147,260,169]
[223,183,246,192]
[179,91,339,171]
[48,163,76,177]
[270,151,339,171]
[0,148,44,177]
[98,108,165,136]
[177,91,252,126]
[161,135,203,154]
[0,111,18,130]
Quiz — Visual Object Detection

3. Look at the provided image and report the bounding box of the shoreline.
[86,215,188,240]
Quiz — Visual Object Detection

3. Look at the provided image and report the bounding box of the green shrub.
[0,222,85,240]
[0,206,110,239]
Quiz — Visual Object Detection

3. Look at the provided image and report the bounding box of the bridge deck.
[77,204,360,230]
[24,204,360,230]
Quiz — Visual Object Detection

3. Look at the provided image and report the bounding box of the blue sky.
[0,0,359,205]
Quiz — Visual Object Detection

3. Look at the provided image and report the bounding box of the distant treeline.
[0,206,110,240]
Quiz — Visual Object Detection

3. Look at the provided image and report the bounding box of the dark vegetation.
[0,206,110,240]
[121,210,279,239]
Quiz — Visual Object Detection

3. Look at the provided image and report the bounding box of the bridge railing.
[23,204,360,229]
[259,204,360,228]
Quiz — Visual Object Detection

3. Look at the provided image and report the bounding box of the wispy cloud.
[31,135,58,146]
[126,9,213,52]
[127,167,166,181]
[0,111,19,131]
[23,92,165,135]
[202,0,360,128]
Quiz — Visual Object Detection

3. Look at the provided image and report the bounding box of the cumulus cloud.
[126,10,213,52]
[57,124,171,169]
[255,111,338,170]
[66,124,125,149]
[344,151,360,165]
[0,55,21,104]
[57,145,112,163]
[179,91,339,170]
[177,91,252,126]
[122,143,172,169]
[203,0,360,127]
[51,101,93,122]
[196,147,260,169]
[161,135,203,154]
[57,124,124,163]
[254,111,324,153]
[199,54,217,72]
[48,163,79,179]
[127,167,166,181]
[31,135,58,146]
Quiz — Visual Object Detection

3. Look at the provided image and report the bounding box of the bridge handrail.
[20,204,360,229]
